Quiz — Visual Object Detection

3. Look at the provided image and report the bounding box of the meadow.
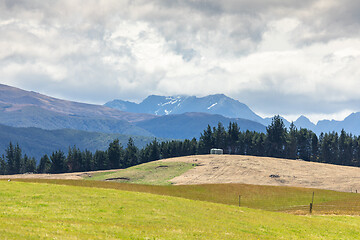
[15,178,360,215]
[86,161,195,185]
[2,180,360,239]
[4,157,360,239]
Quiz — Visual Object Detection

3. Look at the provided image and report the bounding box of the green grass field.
[2,180,360,239]
[14,179,360,215]
[86,161,195,185]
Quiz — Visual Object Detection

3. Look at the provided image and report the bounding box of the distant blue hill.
[135,112,266,139]
[315,112,360,135]
[0,84,156,136]
[0,124,159,162]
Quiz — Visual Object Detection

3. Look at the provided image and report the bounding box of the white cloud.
[0,0,360,118]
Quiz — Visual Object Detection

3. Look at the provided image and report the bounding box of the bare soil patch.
[160,155,360,192]
[105,177,130,181]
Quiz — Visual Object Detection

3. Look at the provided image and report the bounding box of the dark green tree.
[227,122,240,154]
[148,139,160,162]
[6,142,15,174]
[93,150,109,170]
[311,133,319,162]
[124,138,139,167]
[214,122,227,151]
[266,115,287,158]
[297,128,311,161]
[50,150,67,173]
[286,122,298,159]
[13,143,23,174]
[0,155,6,175]
[24,156,36,173]
[37,154,51,173]
[82,150,93,171]
[199,125,214,154]
[108,139,123,169]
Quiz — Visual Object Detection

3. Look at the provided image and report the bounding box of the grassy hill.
[87,161,195,185]
[2,180,360,239]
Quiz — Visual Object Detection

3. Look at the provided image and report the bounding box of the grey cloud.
[1,0,360,119]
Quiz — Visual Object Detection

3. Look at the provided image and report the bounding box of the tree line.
[1,115,360,175]
[198,115,360,166]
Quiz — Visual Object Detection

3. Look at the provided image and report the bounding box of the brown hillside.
[161,155,360,192]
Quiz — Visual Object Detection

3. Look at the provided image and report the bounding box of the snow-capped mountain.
[106,94,360,136]
[105,94,264,123]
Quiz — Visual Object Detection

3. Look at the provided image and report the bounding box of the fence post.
[310,192,314,214]
[239,195,241,207]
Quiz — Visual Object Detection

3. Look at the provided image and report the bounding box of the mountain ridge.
[105,94,264,123]
[106,94,360,135]
[0,84,267,139]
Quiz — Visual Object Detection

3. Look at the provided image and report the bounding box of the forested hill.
[0,124,158,161]
[1,116,360,175]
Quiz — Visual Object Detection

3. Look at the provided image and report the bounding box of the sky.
[1,0,360,123]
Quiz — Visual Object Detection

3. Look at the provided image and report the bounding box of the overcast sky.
[1,0,360,123]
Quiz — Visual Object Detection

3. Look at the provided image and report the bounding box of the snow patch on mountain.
[164,109,172,115]
[207,103,218,110]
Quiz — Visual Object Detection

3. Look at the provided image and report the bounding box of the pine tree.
[14,143,23,174]
[227,122,240,154]
[214,122,227,151]
[311,133,319,162]
[108,139,123,169]
[25,156,37,173]
[199,125,214,154]
[266,115,287,158]
[93,150,109,170]
[286,122,298,159]
[124,138,139,167]
[21,154,29,174]
[297,128,311,161]
[38,154,51,173]
[50,150,67,173]
[148,139,160,162]
[83,150,93,171]
[6,142,15,174]
[0,155,6,175]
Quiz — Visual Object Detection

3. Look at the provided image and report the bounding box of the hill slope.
[7,154,360,193]
[0,84,156,135]
[0,84,154,122]
[0,124,157,161]
[161,155,360,192]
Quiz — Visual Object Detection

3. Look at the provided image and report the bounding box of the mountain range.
[0,84,268,160]
[106,94,360,135]
[1,83,360,161]
[105,94,263,123]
